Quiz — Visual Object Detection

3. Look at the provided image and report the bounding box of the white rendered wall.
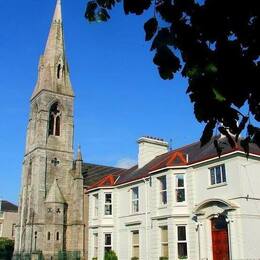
[87,154,260,260]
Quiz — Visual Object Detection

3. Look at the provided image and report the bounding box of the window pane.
[222,165,226,182]
[177,174,184,187]
[176,189,185,202]
[105,246,112,253]
[105,193,112,203]
[132,187,139,199]
[161,226,168,242]
[133,246,139,257]
[132,200,139,213]
[162,244,168,257]
[161,191,167,204]
[105,234,111,245]
[160,176,167,190]
[210,169,215,185]
[133,231,139,244]
[216,167,222,184]
[178,226,186,241]
[105,205,112,215]
[94,233,98,246]
[178,243,187,257]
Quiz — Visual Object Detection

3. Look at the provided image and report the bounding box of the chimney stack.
[138,136,168,168]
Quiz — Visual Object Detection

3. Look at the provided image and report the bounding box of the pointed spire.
[77,145,83,161]
[32,0,74,99]
[52,0,62,23]
[45,179,66,203]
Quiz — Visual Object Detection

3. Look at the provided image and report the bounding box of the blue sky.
[0,0,204,203]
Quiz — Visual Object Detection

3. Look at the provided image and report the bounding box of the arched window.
[57,64,62,79]
[56,232,60,241]
[47,232,51,241]
[48,103,61,136]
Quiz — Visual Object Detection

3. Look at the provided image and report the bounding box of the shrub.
[0,238,14,260]
[92,258,98,260]
[104,250,118,260]
[159,257,168,260]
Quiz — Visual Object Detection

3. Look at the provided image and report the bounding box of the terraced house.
[86,136,260,260]
[14,0,260,259]
[0,200,18,240]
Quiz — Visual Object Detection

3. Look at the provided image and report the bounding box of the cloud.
[115,158,136,169]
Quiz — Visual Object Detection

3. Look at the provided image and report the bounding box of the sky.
[0,0,204,203]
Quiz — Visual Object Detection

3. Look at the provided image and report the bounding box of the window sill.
[158,205,168,210]
[173,203,188,207]
[129,212,143,216]
[103,215,113,218]
[207,182,227,189]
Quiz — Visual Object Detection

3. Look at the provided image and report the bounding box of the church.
[14,1,260,260]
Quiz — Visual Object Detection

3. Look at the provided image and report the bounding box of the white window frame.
[132,230,140,258]
[104,193,112,216]
[104,233,112,253]
[131,187,139,213]
[175,174,186,203]
[93,193,99,217]
[209,164,226,185]
[160,226,168,258]
[177,225,188,259]
[93,233,98,258]
[158,176,167,205]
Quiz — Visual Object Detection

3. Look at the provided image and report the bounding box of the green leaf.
[200,120,216,147]
[96,0,120,9]
[97,8,110,22]
[85,1,98,22]
[124,0,151,15]
[214,139,223,157]
[151,28,173,51]
[144,18,158,41]
[186,67,200,78]
[218,126,236,148]
[153,46,180,80]
[206,63,218,73]
[235,116,249,141]
[213,88,226,102]
[240,137,250,157]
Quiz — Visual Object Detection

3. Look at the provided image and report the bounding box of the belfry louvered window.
[48,102,61,136]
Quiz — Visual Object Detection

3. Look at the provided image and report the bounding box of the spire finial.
[53,0,62,23]
[77,145,83,161]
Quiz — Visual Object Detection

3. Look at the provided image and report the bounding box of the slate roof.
[84,136,260,190]
[0,200,18,212]
[82,163,127,187]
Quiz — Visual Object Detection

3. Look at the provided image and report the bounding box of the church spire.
[32,0,74,99]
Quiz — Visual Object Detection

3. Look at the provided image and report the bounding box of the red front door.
[211,216,230,260]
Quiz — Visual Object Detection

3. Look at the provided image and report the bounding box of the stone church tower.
[14,0,84,258]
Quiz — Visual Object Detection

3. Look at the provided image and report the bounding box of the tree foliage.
[85,0,260,152]
[0,238,14,260]
[104,250,118,260]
